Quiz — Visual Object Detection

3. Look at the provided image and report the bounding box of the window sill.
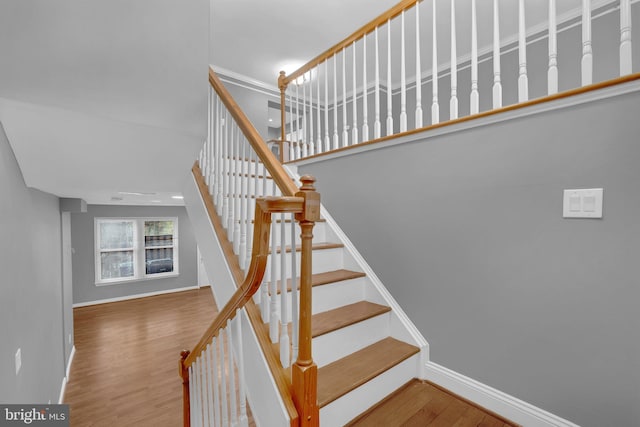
[95,272,180,287]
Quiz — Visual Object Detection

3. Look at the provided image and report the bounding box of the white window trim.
[94,217,179,286]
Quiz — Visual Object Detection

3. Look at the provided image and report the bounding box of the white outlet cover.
[563,188,603,218]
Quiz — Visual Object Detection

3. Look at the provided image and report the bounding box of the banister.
[281,0,419,86]
[183,196,304,368]
[209,67,298,197]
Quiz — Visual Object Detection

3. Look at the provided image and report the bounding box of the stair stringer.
[285,165,430,378]
[182,171,293,427]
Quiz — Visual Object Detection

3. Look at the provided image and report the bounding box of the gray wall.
[299,90,640,427]
[71,205,198,304]
[0,122,66,404]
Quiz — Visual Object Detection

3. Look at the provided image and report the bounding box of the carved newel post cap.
[180,349,190,360]
[299,175,316,191]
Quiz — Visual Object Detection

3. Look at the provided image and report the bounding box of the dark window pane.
[145,220,174,247]
[101,251,134,280]
[145,248,174,274]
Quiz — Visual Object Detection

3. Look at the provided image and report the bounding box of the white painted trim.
[293,79,640,167]
[211,65,280,97]
[72,285,206,307]
[424,362,581,427]
[58,345,76,404]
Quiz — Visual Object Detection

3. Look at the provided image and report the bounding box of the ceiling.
[0,0,591,205]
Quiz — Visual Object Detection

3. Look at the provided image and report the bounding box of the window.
[95,217,178,284]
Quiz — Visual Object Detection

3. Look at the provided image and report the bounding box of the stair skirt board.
[320,354,421,427]
[423,362,581,427]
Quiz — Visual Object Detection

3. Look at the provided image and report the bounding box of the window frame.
[94,217,179,285]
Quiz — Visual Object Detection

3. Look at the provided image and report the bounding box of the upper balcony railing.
[278,0,637,162]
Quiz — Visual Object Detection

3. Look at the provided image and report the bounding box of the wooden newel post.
[179,350,191,427]
[278,71,288,164]
[292,175,320,427]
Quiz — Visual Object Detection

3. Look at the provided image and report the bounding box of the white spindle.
[352,41,359,144]
[211,338,220,427]
[362,35,369,141]
[204,345,214,427]
[201,357,209,427]
[620,0,632,75]
[581,0,593,86]
[386,19,393,136]
[518,0,529,101]
[227,322,238,426]
[324,61,330,152]
[269,180,279,343]
[228,126,236,235]
[245,149,255,271]
[342,50,349,147]
[205,91,211,187]
[288,90,295,162]
[301,79,308,158]
[431,1,439,125]
[374,26,381,139]
[233,134,242,254]
[493,0,503,107]
[548,0,558,94]
[239,138,248,270]
[308,74,315,156]
[316,68,322,153]
[295,84,301,159]
[279,214,290,367]
[450,0,458,119]
[219,331,229,426]
[470,0,479,114]
[333,55,339,150]
[260,171,269,322]
[400,10,408,132]
[416,1,423,127]
[221,111,230,231]
[215,97,223,213]
[290,214,299,363]
[235,317,249,427]
[192,362,200,427]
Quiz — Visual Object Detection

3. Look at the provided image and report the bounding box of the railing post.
[179,350,191,427]
[292,176,320,427]
[278,71,287,164]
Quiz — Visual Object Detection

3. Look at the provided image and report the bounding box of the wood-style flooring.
[64,288,220,426]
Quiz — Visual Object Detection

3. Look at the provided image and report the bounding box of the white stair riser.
[319,354,421,427]
[313,312,391,367]
[265,247,344,280]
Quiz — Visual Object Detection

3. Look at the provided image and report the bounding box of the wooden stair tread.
[346,379,521,427]
[312,301,390,338]
[269,269,366,294]
[268,242,343,254]
[317,337,419,408]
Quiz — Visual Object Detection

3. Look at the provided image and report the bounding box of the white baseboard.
[58,345,76,404]
[72,285,209,308]
[423,362,581,427]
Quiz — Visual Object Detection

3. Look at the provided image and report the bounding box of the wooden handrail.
[209,67,298,197]
[281,0,419,86]
[183,196,304,368]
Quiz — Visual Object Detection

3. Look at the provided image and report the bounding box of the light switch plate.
[15,348,21,375]
[563,188,603,218]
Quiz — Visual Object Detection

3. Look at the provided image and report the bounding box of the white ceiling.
[0,0,592,205]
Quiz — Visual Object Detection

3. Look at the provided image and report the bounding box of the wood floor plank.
[64,288,256,427]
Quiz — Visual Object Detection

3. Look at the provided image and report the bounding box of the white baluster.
[239,137,248,270]
[233,132,242,254]
[386,19,394,136]
[245,149,254,272]
[192,362,200,427]
[493,0,503,107]
[308,73,315,156]
[546,0,558,95]
[470,0,479,114]
[205,91,210,187]
[288,90,295,162]
[620,0,632,76]
[362,34,370,141]
[227,322,238,427]
[221,111,230,230]
[260,171,269,322]
[316,68,322,153]
[301,77,308,158]
[518,0,529,101]
[295,84,301,159]
[235,317,249,427]
[211,338,220,427]
[582,0,593,86]
[188,366,195,426]
[203,345,212,427]
[342,50,349,147]
[416,1,423,127]
[400,10,408,132]
[450,0,458,119]
[269,181,279,343]
[215,97,223,214]
[219,330,228,426]
[324,60,330,152]
[374,26,382,139]
[352,41,359,144]
[227,126,236,235]
[279,214,290,368]
[290,214,299,363]
[431,1,439,125]
[333,55,339,150]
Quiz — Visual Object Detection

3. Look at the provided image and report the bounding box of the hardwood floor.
[346,379,520,427]
[64,288,219,427]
